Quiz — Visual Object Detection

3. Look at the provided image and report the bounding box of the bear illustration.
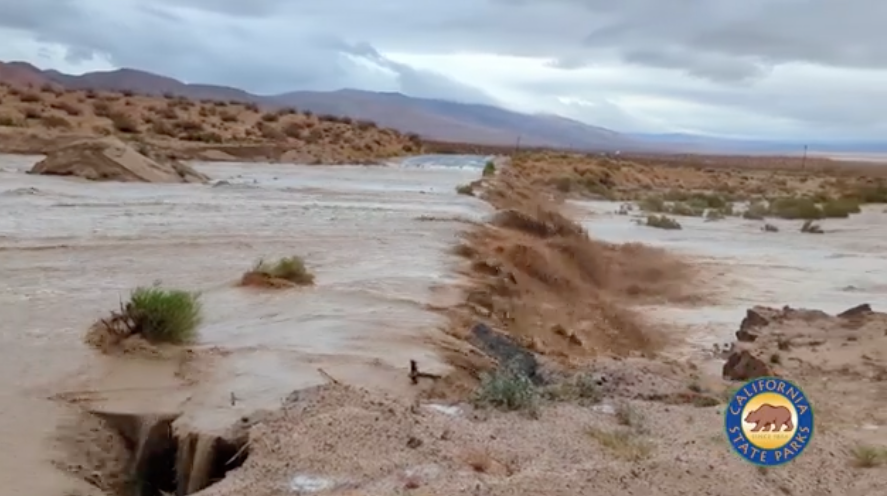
[744,403,794,432]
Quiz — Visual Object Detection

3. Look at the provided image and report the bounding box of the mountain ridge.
[0,60,651,151]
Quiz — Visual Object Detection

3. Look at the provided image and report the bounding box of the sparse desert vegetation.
[644,214,682,230]
[86,285,202,351]
[0,82,422,163]
[241,256,316,288]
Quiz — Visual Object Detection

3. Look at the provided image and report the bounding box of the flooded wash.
[0,154,491,495]
[573,200,887,353]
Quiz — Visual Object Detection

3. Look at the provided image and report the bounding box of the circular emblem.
[724,377,814,466]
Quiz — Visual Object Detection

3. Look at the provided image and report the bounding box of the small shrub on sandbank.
[101,286,202,345]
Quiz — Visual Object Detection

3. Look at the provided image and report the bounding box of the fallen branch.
[317,368,341,385]
[409,360,442,384]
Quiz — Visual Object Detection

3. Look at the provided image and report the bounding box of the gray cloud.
[0,0,886,137]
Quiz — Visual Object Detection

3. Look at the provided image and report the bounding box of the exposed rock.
[469,323,543,384]
[838,303,872,319]
[722,350,773,381]
[736,307,772,342]
[29,136,209,183]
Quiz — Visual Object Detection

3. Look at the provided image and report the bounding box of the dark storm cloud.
[1,0,886,137]
[3,0,884,87]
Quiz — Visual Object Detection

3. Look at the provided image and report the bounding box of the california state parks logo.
[725,377,814,466]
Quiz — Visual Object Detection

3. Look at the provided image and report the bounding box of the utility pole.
[801,144,808,171]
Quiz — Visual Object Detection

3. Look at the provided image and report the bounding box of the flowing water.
[3,152,886,495]
[573,200,887,353]
[0,153,491,495]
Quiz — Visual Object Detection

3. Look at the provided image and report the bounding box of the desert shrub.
[219,112,238,123]
[181,131,223,143]
[109,112,140,133]
[645,214,682,230]
[0,114,21,126]
[244,102,260,112]
[50,100,82,116]
[91,100,112,117]
[473,362,540,414]
[282,121,304,138]
[638,196,666,212]
[544,373,601,404]
[248,256,315,285]
[120,89,135,97]
[124,286,202,344]
[40,115,72,129]
[705,209,726,221]
[847,184,887,203]
[158,107,178,119]
[257,122,285,140]
[174,120,204,133]
[22,107,41,119]
[482,160,496,177]
[768,197,822,220]
[355,119,376,130]
[742,201,769,220]
[667,202,705,217]
[19,92,42,103]
[821,198,861,218]
[150,121,176,136]
[456,183,474,196]
[851,445,887,468]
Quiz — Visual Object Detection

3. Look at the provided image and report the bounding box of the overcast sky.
[1,0,885,140]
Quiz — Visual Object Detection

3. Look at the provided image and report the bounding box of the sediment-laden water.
[0,153,491,495]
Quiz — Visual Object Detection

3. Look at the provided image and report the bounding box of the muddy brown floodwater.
[573,199,887,363]
[0,153,492,496]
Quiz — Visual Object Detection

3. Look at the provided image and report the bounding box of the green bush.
[821,198,861,218]
[127,286,202,344]
[456,183,474,196]
[768,197,823,220]
[482,160,496,177]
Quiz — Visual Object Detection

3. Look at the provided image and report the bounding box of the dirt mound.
[28,136,209,183]
[193,381,882,496]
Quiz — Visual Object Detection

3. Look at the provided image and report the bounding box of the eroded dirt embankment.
[424,159,710,398]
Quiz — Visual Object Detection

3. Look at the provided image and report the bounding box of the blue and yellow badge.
[725,377,814,466]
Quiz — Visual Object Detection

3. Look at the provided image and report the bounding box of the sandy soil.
[0,83,420,163]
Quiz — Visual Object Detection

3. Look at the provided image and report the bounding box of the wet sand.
[0,153,490,495]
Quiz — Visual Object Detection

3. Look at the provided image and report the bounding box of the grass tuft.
[850,444,887,468]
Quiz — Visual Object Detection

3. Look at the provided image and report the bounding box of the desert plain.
[0,84,886,496]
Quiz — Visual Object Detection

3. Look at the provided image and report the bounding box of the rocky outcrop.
[29,136,208,183]
[722,349,773,381]
[837,303,872,319]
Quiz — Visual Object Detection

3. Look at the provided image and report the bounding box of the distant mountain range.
[1,60,885,156]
